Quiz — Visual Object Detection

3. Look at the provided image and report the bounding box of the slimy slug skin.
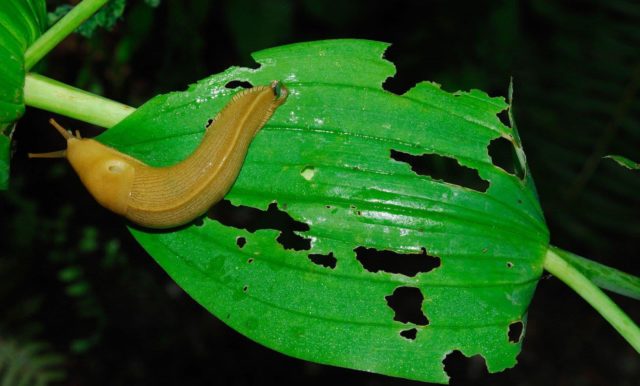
[30,81,288,228]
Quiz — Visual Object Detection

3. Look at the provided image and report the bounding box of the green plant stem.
[552,246,640,300]
[24,0,110,70]
[24,73,135,128]
[544,247,640,353]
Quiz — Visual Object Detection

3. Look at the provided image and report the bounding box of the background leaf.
[0,339,66,386]
[517,1,640,253]
[48,0,125,38]
[98,39,550,383]
[604,155,640,170]
[0,0,46,189]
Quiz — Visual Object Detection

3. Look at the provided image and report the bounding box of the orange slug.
[30,81,288,228]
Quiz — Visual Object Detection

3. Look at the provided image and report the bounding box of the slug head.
[66,138,137,216]
[30,119,136,216]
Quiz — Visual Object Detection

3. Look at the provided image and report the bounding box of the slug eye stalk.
[28,119,80,159]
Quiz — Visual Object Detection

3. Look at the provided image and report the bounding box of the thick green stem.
[553,247,640,300]
[544,247,640,352]
[24,0,110,70]
[24,73,135,128]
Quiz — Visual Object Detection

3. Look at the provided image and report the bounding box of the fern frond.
[0,338,66,386]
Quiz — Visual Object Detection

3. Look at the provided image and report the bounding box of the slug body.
[31,81,288,228]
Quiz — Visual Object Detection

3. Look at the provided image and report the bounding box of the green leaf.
[604,154,640,170]
[0,0,47,189]
[0,339,66,386]
[99,39,550,383]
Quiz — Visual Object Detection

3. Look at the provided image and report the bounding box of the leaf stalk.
[23,73,134,128]
[24,0,110,70]
[544,247,640,353]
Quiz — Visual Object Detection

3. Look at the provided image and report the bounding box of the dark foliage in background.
[1,0,638,385]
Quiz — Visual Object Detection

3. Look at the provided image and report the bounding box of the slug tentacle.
[28,150,67,159]
[30,82,288,229]
[28,119,78,158]
[49,118,74,139]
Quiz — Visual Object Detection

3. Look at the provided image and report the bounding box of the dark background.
[1,0,639,385]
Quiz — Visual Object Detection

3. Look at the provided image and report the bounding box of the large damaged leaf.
[99,39,549,383]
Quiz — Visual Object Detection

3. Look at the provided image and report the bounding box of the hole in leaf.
[488,136,525,179]
[390,149,489,192]
[205,118,214,128]
[506,261,513,269]
[247,258,254,264]
[380,44,419,95]
[400,328,417,340]
[236,237,246,248]
[276,232,311,251]
[354,246,440,277]
[385,287,429,326]
[443,350,489,382]
[225,80,253,89]
[508,321,524,343]
[242,285,248,292]
[308,252,337,269]
[208,200,311,251]
[497,109,511,128]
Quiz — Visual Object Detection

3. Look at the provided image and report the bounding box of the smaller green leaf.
[604,154,640,170]
[0,0,47,189]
